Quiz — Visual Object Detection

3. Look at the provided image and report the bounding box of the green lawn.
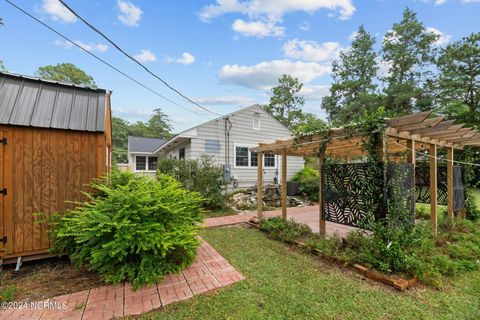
[143,227,480,320]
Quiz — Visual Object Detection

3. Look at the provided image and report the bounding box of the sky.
[0,0,479,133]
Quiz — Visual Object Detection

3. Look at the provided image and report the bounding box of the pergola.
[254,111,479,236]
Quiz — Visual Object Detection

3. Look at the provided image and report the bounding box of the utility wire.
[3,0,204,116]
[58,0,222,116]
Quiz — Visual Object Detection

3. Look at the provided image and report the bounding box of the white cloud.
[165,52,196,65]
[134,49,157,63]
[218,59,331,90]
[54,40,108,52]
[116,0,143,27]
[199,0,356,21]
[435,0,447,5]
[299,21,311,31]
[427,27,451,46]
[41,0,77,23]
[193,96,257,106]
[300,85,330,100]
[283,39,342,62]
[376,57,391,78]
[348,31,358,41]
[232,19,285,38]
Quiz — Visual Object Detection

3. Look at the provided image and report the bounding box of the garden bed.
[0,257,102,302]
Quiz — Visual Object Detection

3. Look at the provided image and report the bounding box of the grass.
[203,207,237,218]
[143,226,480,320]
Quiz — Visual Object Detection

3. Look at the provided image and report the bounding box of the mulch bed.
[0,257,103,302]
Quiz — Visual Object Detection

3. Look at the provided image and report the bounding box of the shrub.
[158,155,227,210]
[292,166,319,201]
[260,217,312,243]
[49,171,204,289]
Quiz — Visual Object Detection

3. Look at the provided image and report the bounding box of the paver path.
[205,205,356,237]
[0,241,244,320]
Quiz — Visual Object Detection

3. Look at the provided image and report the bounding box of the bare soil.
[0,257,103,302]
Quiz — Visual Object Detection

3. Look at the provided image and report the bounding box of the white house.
[127,104,305,189]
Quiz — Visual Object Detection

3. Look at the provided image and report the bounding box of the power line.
[58,0,222,116]
[3,0,204,116]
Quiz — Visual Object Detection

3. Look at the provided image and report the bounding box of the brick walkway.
[204,205,356,238]
[0,241,244,320]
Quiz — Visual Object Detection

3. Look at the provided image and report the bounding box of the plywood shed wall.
[0,72,112,263]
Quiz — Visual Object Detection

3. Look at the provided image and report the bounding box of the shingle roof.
[0,72,108,132]
[128,136,168,153]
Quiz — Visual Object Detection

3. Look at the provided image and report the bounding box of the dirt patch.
[0,257,103,302]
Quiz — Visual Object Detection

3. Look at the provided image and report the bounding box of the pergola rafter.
[254,112,478,236]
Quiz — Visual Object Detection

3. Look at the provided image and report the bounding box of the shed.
[0,72,112,264]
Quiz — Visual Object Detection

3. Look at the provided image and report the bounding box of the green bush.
[158,155,227,210]
[49,171,204,289]
[292,166,319,201]
[260,217,312,243]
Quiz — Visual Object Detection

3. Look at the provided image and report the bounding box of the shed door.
[0,131,4,253]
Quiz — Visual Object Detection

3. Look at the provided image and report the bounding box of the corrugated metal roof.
[0,72,108,132]
[128,136,168,153]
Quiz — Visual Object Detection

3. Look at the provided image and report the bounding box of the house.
[0,72,112,264]
[127,104,304,189]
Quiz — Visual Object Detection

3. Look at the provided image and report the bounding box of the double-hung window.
[235,145,274,168]
[235,146,249,167]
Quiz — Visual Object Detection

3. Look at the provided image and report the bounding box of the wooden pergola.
[254,111,479,236]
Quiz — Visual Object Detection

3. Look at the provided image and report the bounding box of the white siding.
[161,105,304,189]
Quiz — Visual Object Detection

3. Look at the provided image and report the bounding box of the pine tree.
[381,8,438,115]
[437,33,480,127]
[321,25,379,125]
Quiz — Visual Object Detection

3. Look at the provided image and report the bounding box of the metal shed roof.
[0,72,108,132]
[128,136,168,153]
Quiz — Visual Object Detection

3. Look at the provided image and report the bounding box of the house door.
[0,130,4,255]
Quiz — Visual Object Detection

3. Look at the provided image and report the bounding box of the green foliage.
[158,156,227,210]
[322,25,380,125]
[292,166,319,201]
[260,217,312,243]
[48,171,203,289]
[436,32,480,128]
[382,8,438,114]
[0,287,15,302]
[263,74,305,130]
[35,63,96,88]
[112,109,173,163]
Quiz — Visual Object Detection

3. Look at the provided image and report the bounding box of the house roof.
[0,71,108,132]
[128,136,168,153]
[153,104,290,153]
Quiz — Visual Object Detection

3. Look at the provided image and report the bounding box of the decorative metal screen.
[415,163,466,211]
[322,163,415,229]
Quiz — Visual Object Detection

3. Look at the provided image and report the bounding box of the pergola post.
[319,153,326,238]
[407,139,416,214]
[257,151,263,220]
[430,144,438,234]
[447,147,454,219]
[281,148,287,220]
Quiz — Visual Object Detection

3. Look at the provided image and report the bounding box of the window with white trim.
[135,155,158,171]
[235,146,249,167]
[264,153,275,167]
[250,151,258,167]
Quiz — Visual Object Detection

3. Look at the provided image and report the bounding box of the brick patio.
[0,241,244,320]
[204,205,356,238]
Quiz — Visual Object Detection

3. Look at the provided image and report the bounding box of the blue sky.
[1,0,479,132]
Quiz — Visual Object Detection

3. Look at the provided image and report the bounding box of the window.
[135,156,158,171]
[253,116,260,130]
[179,148,185,160]
[148,157,158,171]
[264,153,275,167]
[135,156,146,171]
[235,146,249,167]
[250,151,258,167]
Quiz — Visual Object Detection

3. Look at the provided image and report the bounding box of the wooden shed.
[0,72,112,264]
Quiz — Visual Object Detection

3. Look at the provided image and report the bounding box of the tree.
[264,74,305,130]
[381,8,438,115]
[321,25,379,125]
[35,63,96,87]
[112,109,173,163]
[436,33,480,127]
[293,112,327,135]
